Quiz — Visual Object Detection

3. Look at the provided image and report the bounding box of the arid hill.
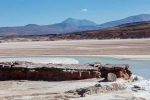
[0,21,150,42]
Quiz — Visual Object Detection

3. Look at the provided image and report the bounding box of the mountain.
[0,23,98,36]
[61,18,97,26]
[0,14,150,36]
[46,23,78,32]
[0,23,78,36]
[98,14,150,28]
[51,21,150,39]
[0,18,99,36]
[2,21,150,41]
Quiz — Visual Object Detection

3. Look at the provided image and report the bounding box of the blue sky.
[0,0,150,27]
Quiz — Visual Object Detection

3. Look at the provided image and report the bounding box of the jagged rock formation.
[0,61,132,81]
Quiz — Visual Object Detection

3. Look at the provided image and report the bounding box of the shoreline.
[0,56,79,64]
[1,55,150,61]
[106,55,150,60]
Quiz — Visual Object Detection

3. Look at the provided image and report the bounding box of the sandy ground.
[0,38,150,56]
[0,79,97,100]
[0,75,149,100]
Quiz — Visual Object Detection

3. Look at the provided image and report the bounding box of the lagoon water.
[0,55,150,79]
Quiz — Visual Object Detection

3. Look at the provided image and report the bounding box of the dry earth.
[0,39,150,56]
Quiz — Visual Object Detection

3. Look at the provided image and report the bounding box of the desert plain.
[0,38,150,56]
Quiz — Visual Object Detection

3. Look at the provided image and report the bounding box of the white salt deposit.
[71,75,150,100]
[0,57,79,64]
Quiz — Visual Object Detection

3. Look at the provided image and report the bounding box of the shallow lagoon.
[0,55,150,79]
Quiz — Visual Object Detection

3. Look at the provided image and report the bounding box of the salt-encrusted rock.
[98,64,129,71]
[132,85,145,92]
[133,85,141,89]
[69,83,126,97]
[0,61,99,81]
[94,63,132,80]
[95,84,102,87]
[0,61,132,81]
[93,62,102,67]
[106,73,117,82]
[132,76,139,82]
[126,97,146,100]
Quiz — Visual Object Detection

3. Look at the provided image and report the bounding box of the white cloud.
[81,9,88,12]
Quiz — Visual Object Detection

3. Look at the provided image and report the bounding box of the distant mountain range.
[2,21,150,42]
[0,18,99,36]
[61,18,97,26]
[98,14,150,28]
[0,14,150,36]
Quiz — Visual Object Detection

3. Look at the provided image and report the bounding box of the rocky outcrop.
[91,63,132,81]
[0,61,99,81]
[0,61,132,81]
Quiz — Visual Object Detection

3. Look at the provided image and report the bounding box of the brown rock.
[90,71,101,78]
[115,69,131,80]
[97,63,132,80]
[81,71,90,79]
[71,71,81,80]
[0,64,3,68]
[0,61,132,81]
[10,68,26,80]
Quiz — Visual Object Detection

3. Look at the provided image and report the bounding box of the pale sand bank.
[0,38,150,55]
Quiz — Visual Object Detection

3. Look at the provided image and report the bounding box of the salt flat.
[0,38,150,56]
[0,76,149,100]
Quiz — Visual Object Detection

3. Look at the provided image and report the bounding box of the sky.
[0,0,150,27]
